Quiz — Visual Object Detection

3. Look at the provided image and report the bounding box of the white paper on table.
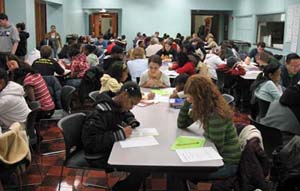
[131,128,159,137]
[176,147,223,163]
[154,95,170,103]
[120,136,159,148]
[164,70,179,77]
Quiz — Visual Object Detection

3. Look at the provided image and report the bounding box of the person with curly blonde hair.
[168,74,241,191]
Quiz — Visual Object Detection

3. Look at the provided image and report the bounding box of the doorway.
[0,0,4,13]
[90,12,118,38]
[191,10,231,43]
[35,0,47,48]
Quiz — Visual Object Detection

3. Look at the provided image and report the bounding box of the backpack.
[273,135,300,191]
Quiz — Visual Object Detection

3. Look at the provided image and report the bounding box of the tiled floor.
[1,109,249,191]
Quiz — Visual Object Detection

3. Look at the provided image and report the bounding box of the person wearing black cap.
[81,81,148,191]
[103,45,124,71]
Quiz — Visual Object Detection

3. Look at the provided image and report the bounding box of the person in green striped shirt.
[167,74,241,191]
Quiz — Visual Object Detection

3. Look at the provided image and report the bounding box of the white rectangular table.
[108,102,224,172]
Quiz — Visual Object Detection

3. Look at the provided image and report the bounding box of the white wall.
[82,0,237,47]
[232,0,300,55]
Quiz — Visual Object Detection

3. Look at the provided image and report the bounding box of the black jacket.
[81,92,139,164]
[16,31,29,57]
[32,58,64,76]
[238,138,270,191]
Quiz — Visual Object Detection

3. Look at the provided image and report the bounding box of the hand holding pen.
[118,124,132,138]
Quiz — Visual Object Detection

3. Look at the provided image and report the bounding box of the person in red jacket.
[169,52,195,76]
[217,56,246,76]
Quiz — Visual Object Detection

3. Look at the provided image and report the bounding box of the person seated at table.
[244,42,273,65]
[82,44,99,67]
[12,67,55,119]
[217,56,246,76]
[31,45,65,76]
[156,39,177,62]
[280,53,300,88]
[127,47,148,83]
[6,54,30,71]
[261,80,300,144]
[145,37,163,58]
[205,33,218,50]
[250,63,283,121]
[168,75,241,191]
[170,73,189,99]
[103,45,124,71]
[204,47,225,80]
[169,52,195,76]
[139,55,170,88]
[81,81,148,191]
[64,43,90,88]
[255,51,270,69]
[251,62,283,103]
[0,68,30,131]
[100,61,128,93]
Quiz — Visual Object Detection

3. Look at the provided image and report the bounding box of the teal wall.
[5,0,85,54]
[5,0,36,53]
[233,0,300,55]
[82,0,236,48]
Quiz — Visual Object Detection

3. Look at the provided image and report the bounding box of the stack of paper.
[131,128,159,137]
[176,147,223,163]
[120,136,159,148]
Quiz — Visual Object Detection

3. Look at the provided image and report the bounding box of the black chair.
[257,98,271,121]
[216,70,225,91]
[222,93,235,105]
[88,90,99,102]
[38,85,76,156]
[43,76,62,109]
[248,115,283,158]
[57,113,110,191]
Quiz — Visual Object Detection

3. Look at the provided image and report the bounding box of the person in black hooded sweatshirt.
[81,81,148,191]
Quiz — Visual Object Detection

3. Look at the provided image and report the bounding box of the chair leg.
[142,178,146,191]
[58,166,65,191]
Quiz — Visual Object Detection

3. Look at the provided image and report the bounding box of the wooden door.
[0,0,5,13]
[90,13,118,37]
[35,0,46,48]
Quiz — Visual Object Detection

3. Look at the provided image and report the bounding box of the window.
[256,13,285,49]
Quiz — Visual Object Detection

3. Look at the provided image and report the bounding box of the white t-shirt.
[204,54,225,80]
[139,69,170,87]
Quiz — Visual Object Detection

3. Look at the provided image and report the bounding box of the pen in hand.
[117,124,132,138]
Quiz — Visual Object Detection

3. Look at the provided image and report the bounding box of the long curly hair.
[184,74,233,128]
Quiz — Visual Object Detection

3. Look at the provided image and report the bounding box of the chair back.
[60,85,76,114]
[257,98,270,120]
[89,91,99,102]
[216,69,225,91]
[26,101,41,145]
[222,93,235,105]
[249,115,283,158]
[43,76,62,109]
[58,113,86,161]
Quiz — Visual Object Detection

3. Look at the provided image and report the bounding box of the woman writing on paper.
[168,74,241,191]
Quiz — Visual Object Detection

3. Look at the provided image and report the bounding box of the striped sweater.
[177,101,241,165]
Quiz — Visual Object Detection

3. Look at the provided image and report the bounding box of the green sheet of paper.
[171,136,206,150]
[151,89,170,96]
